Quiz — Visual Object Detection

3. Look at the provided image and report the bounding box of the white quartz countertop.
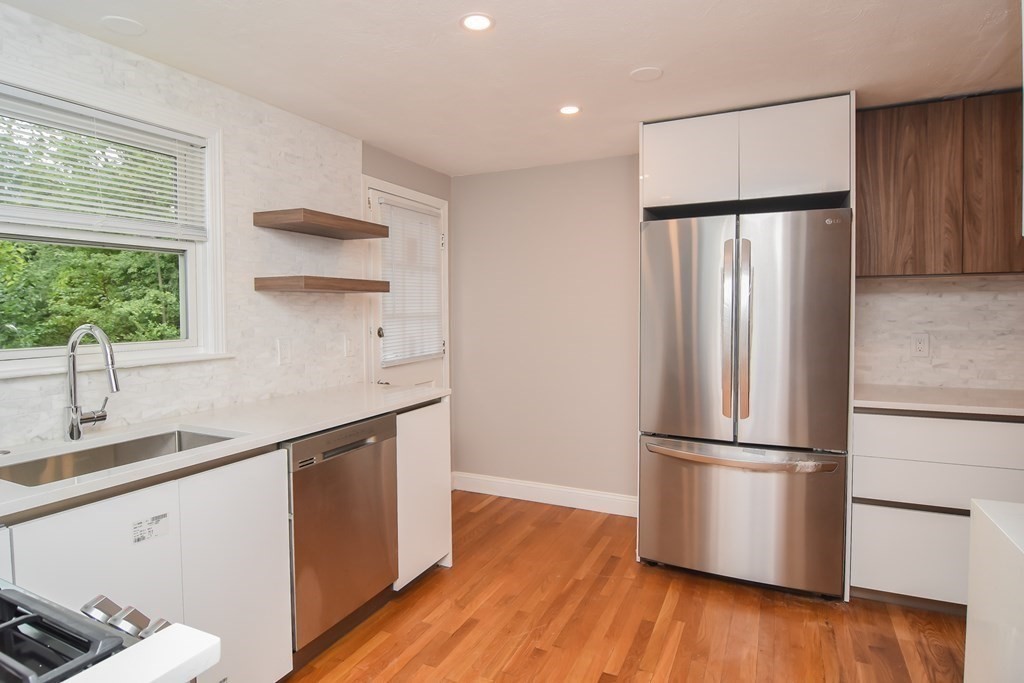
[854,384,1024,418]
[964,499,1024,681]
[0,383,449,523]
[974,499,1024,555]
[69,623,220,683]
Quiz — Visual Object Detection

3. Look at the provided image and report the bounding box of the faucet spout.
[66,324,120,441]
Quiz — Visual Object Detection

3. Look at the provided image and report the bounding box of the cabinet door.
[179,450,292,683]
[851,503,969,604]
[856,100,964,276]
[963,91,1024,273]
[395,401,452,590]
[642,113,739,207]
[0,528,11,583]
[12,482,184,622]
[739,95,850,199]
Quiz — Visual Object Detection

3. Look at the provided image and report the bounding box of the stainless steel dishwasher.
[283,414,398,653]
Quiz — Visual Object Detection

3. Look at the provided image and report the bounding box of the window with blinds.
[0,82,213,361]
[0,83,207,240]
[379,198,444,367]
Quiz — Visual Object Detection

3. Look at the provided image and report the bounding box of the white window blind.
[0,83,207,241]
[379,198,443,367]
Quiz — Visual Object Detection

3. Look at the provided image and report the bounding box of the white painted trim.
[844,89,857,603]
[452,472,638,518]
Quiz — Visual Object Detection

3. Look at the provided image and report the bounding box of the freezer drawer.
[638,436,846,596]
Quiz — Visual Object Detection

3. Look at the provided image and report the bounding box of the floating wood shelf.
[254,276,390,294]
[253,208,388,240]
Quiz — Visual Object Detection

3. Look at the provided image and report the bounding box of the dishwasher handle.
[312,436,379,467]
[289,436,382,471]
[282,413,396,472]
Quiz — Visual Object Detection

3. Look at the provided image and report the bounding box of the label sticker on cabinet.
[131,513,169,544]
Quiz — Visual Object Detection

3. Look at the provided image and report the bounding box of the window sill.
[0,351,235,380]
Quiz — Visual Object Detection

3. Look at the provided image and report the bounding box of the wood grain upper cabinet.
[642,112,739,207]
[963,91,1024,273]
[856,100,964,276]
[739,95,851,200]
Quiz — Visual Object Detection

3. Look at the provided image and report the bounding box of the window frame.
[0,68,226,380]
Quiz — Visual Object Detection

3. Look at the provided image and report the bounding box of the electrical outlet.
[910,333,930,358]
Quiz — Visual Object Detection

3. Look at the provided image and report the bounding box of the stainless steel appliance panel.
[736,209,851,451]
[640,215,736,441]
[288,415,398,650]
[638,436,846,596]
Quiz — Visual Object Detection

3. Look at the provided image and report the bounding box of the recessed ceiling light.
[630,67,664,82]
[461,14,494,31]
[99,15,147,37]
[559,105,580,115]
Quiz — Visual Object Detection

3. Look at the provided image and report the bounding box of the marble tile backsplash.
[0,6,370,444]
[855,275,1024,391]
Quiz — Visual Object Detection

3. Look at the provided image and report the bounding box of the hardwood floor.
[291,491,966,682]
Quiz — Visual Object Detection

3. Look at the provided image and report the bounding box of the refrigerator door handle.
[646,443,838,474]
[738,238,752,419]
[721,239,735,418]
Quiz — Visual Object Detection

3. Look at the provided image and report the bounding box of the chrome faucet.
[66,324,120,441]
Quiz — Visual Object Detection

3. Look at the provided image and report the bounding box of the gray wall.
[450,155,640,496]
[362,143,452,201]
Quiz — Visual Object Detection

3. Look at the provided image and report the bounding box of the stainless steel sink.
[0,430,231,487]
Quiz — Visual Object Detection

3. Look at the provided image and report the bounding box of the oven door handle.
[646,444,838,474]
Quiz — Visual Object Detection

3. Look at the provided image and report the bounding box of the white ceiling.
[3,0,1021,176]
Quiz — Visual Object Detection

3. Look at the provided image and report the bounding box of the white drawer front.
[851,503,969,604]
[854,455,1024,510]
[853,413,1024,469]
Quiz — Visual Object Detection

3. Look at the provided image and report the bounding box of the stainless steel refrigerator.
[638,208,851,596]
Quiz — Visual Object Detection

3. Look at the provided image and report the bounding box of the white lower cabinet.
[12,481,185,622]
[851,503,970,604]
[395,400,453,590]
[10,449,293,683]
[179,449,292,683]
[854,455,1024,510]
[0,527,12,583]
[851,412,1024,605]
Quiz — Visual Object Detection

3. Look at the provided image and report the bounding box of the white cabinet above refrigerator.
[738,95,851,199]
[642,112,739,208]
[641,94,851,208]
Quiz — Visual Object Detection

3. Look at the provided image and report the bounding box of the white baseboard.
[451,471,637,518]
